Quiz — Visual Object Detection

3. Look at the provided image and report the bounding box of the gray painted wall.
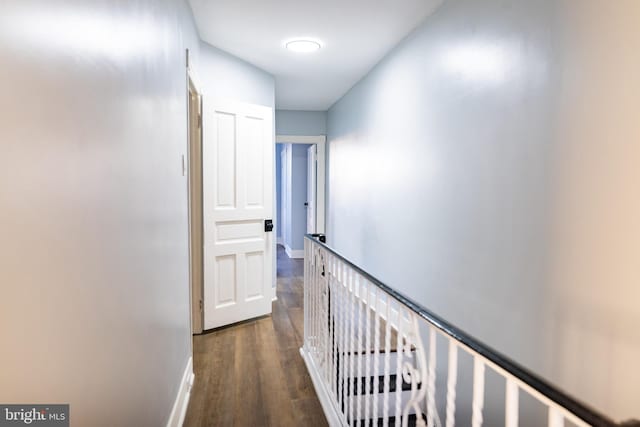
[276,110,327,135]
[199,41,275,108]
[0,1,274,426]
[326,0,640,421]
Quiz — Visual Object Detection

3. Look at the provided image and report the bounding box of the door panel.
[216,220,263,242]
[245,251,264,299]
[215,255,236,307]
[203,100,273,330]
[215,112,237,209]
[245,117,266,208]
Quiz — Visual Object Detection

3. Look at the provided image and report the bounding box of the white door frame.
[186,56,203,335]
[275,135,326,234]
[280,148,288,246]
[306,145,316,234]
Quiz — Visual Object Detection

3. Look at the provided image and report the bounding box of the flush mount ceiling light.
[285,39,321,53]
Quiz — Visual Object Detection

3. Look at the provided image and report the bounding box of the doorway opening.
[186,68,204,335]
[274,135,326,284]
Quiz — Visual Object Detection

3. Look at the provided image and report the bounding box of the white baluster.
[341,264,348,422]
[318,252,323,368]
[334,261,344,405]
[303,241,308,351]
[505,378,519,427]
[445,340,458,427]
[330,256,338,398]
[307,243,313,351]
[322,253,328,380]
[395,307,404,427]
[312,244,316,353]
[548,407,564,427]
[472,357,485,427]
[309,246,315,353]
[334,256,340,399]
[349,269,357,426]
[356,275,365,423]
[401,314,428,427]
[339,261,347,422]
[319,249,325,358]
[383,295,392,427]
[364,280,372,424]
[343,262,351,424]
[322,252,332,388]
[312,251,322,354]
[308,245,313,351]
[426,327,437,427]
[373,287,381,425]
[324,258,330,382]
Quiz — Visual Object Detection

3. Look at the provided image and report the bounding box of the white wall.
[0,1,273,425]
[326,0,640,421]
[199,41,275,108]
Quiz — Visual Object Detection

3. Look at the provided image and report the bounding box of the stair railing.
[300,234,633,427]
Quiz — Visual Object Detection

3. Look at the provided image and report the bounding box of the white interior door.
[306,145,316,233]
[203,100,273,330]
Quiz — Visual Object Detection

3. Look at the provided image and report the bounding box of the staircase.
[335,306,423,426]
[302,246,431,427]
[301,234,631,427]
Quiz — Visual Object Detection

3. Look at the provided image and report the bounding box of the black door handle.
[264,219,274,232]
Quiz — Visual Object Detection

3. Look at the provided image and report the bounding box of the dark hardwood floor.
[184,245,328,427]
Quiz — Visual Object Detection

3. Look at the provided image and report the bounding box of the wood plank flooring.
[183,245,328,427]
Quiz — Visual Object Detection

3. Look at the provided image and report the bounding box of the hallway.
[184,245,328,426]
[2,1,640,425]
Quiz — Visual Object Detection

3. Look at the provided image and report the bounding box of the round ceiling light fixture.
[285,39,321,53]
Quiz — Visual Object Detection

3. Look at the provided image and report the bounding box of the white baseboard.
[284,244,304,259]
[166,357,194,427]
[272,286,277,301]
[300,347,342,426]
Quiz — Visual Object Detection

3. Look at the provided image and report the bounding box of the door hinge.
[199,299,203,312]
[198,113,202,129]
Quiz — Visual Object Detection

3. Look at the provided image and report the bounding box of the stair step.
[339,374,422,418]
[351,413,427,427]
[345,374,419,396]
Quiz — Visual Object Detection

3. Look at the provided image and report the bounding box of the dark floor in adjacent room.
[183,245,328,427]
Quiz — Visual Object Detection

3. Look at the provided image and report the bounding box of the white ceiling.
[188,0,443,111]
